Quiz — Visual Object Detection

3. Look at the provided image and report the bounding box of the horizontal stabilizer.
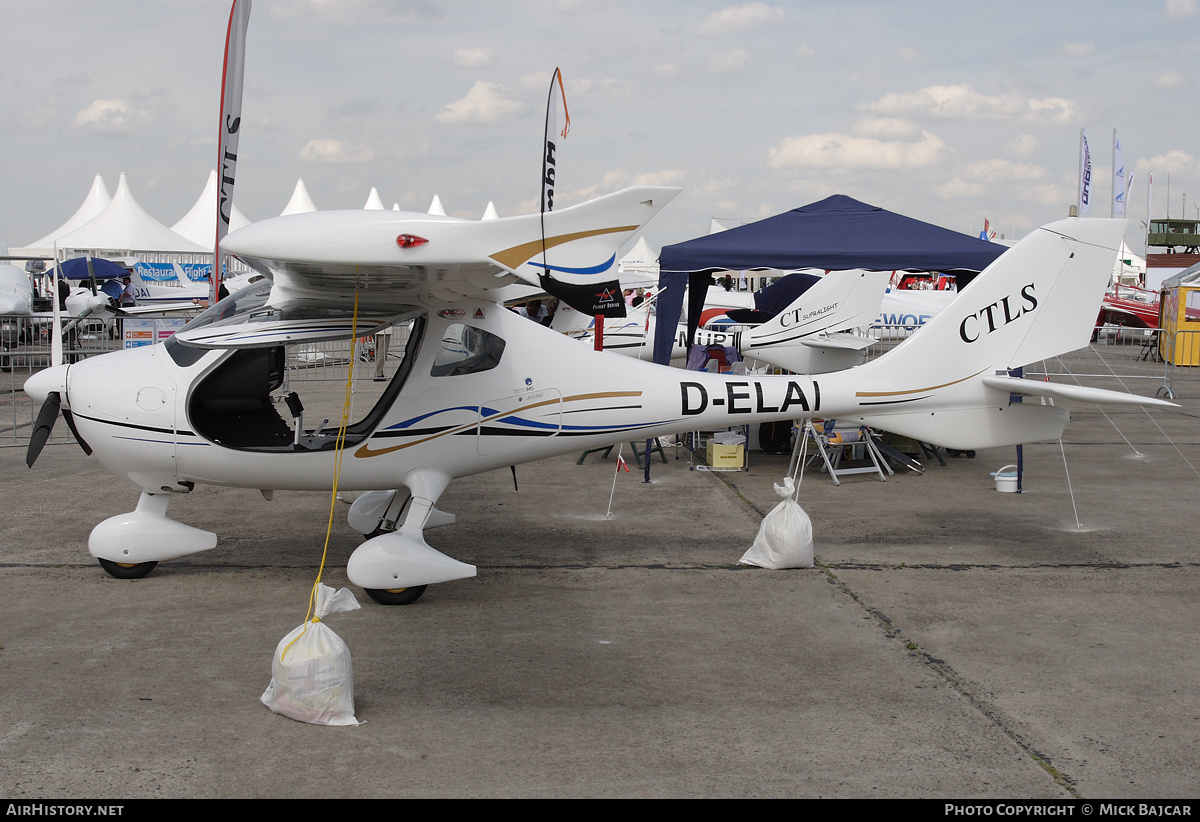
[982,375,1178,409]
[800,331,876,351]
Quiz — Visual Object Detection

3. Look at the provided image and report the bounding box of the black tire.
[365,585,428,606]
[97,558,159,579]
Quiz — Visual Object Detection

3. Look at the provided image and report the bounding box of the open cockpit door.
[174,304,404,348]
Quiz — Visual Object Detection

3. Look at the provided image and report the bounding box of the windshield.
[179,280,274,333]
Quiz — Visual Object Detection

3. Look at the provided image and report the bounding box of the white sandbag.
[740,477,814,569]
[261,584,361,726]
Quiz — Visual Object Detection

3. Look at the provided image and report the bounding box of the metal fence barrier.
[1,316,416,448]
[1160,328,1200,399]
[1,318,1187,449]
[2,313,126,447]
[1025,326,1165,382]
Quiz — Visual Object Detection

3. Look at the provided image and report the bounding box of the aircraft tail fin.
[737,269,891,373]
[868,217,1126,380]
[846,217,1174,449]
[488,186,680,288]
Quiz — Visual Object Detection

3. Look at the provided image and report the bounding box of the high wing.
[221,186,680,313]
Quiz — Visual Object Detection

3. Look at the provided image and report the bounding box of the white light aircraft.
[24,195,1174,605]
[0,243,33,316]
[555,269,890,374]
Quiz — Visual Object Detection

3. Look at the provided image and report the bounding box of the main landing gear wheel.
[365,585,428,606]
[97,558,159,579]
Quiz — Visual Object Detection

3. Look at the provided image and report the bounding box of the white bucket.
[991,464,1019,493]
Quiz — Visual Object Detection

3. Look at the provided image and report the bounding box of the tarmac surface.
[2,386,1198,798]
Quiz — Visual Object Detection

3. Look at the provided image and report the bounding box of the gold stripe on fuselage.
[354,391,643,458]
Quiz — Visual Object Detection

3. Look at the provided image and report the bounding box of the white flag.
[1078,129,1092,215]
[215,0,252,298]
[1113,130,1125,217]
[541,67,569,213]
[1147,171,1154,242]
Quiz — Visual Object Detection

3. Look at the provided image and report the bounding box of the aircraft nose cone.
[0,295,30,314]
[24,364,68,406]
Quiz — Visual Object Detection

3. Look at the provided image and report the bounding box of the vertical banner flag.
[215,0,252,303]
[541,67,569,214]
[1078,129,1092,215]
[537,68,625,317]
[1146,171,1154,254]
[1113,130,1125,217]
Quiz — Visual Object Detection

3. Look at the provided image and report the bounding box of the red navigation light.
[396,234,429,249]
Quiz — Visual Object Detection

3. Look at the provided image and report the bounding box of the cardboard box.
[706,440,744,468]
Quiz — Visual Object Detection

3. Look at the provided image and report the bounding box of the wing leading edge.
[221,186,680,312]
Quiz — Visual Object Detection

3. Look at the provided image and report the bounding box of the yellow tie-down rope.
[281,291,360,660]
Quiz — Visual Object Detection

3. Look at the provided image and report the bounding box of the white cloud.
[767,130,946,170]
[1007,134,1039,158]
[898,47,924,62]
[20,105,57,129]
[1060,41,1095,57]
[936,178,984,200]
[852,117,920,139]
[632,169,687,186]
[71,99,150,133]
[436,81,524,125]
[698,3,785,35]
[654,63,678,76]
[454,48,493,68]
[299,138,375,164]
[961,158,1045,183]
[795,45,814,62]
[562,77,633,98]
[865,84,1076,123]
[708,47,749,72]
[271,0,443,25]
[520,71,552,90]
[1020,185,1064,206]
[1136,149,1200,176]
[1155,72,1188,88]
[1167,0,1197,19]
[1025,96,1075,123]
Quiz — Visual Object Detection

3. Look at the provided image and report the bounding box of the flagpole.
[215,0,252,305]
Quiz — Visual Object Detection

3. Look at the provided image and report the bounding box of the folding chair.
[802,419,891,485]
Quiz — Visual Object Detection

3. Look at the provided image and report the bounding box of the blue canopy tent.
[55,256,130,281]
[653,195,1006,363]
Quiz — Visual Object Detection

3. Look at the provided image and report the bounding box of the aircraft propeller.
[25,253,92,467]
[26,389,92,468]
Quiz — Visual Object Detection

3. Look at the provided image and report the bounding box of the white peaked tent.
[27,174,113,248]
[363,187,385,210]
[618,236,659,282]
[171,169,251,247]
[54,173,206,252]
[1114,241,1147,285]
[427,195,446,216]
[481,201,499,221]
[281,179,317,216]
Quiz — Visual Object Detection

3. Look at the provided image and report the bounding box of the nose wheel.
[97,558,159,579]
[364,585,428,606]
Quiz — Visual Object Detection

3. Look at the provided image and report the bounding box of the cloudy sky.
[3,0,1199,256]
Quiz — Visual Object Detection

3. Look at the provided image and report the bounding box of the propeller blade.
[62,409,93,456]
[51,249,62,367]
[26,391,61,468]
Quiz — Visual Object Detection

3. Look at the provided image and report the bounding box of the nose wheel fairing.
[88,491,217,565]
